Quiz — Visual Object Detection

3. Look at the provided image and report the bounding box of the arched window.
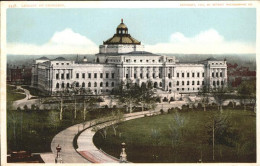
[94,82,97,87]
[100,82,103,87]
[169,82,172,88]
[56,83,59,88]
[154,82,158,88]
[67,83,70,88]
[217,81,219,86]
[112,82,115,87]
[88,82,91,87]
[182,81,184,85]
[76,82,79,87]
[221,81,224,85]
[106,82,109,87]
[82,82,85,87]
[141,82,146,88]
[61,83,64,88]
[213,81,216,86]
[159,82,162,87]
[177,81,179,86]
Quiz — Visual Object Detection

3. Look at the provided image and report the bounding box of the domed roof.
[117,19,128,29]
[103,19,141,45]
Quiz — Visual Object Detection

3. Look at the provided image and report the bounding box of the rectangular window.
[106,73,109,78]
[192,81,194,85]
[82,73,85,79]
[182,81,184,85]
[76,73,79,79]
[61,63,64,65]
[88,73,91,78]
[216,73,218,77]
[212,73,214,77]
[153,73,155,78]
[197,81,200,85]
[67,63,69,65]
[56,63,59,65]
[177,88,179,91]
[94,73,97,78]
[61,73,64,79]
[187,81,189,85]
[159,73,161,78]
[197,73,200,77]
[66,73,70,79]
[140,73,143,78]
[220,72,223,77]
[202,81,204,85]
[202,73,205,77]
[146,73,149,78]
[182,73,184,78]
[112,73,115,79]
[56,73,59,79]
[126,74,129,78]
[134,74,137,79]
[187,73,190,77]
[168,73,171,78]
[192,73,195,77]
[177,73,179,77]
[100,73,103,78]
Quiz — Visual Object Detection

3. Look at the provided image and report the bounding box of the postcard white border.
[1,1,260,166]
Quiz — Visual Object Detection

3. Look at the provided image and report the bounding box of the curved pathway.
[76,111,152,163]
[12,86,38,109]
[49,110,160,163]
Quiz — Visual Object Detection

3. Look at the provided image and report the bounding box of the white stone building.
[31,20,227,97]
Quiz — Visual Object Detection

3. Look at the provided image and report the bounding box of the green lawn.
[7,85,26,102]
[93,109,256,163]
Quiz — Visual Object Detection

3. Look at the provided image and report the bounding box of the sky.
[6,8,256,55]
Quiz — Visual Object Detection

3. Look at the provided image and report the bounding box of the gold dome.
[103,19,141,45]
[117,19,128,29]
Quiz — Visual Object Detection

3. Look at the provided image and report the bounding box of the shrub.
[17,107,21,111]
[160,109,164,114]
[156,97,161,103]
[170,97,175,102]
[163,97,168,102]
[23,105,29,111]
[104,105,109,109]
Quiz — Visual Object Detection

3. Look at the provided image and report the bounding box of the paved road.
[47,100,196,163]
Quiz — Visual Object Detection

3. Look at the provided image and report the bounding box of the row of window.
[126,59,162,63]
[212,72,223,78]
[56,81,115,89]
[56,63,70,65]
[177,72,204,78]
[76,73,115,79]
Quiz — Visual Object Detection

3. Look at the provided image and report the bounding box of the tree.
[79,88,97,121]
[113,81,139,113]
[54,87,70,120]
[205,113,238,161]
[237,80,255,111]
[167,111,186,162]
[211,86,229,113]
[198,85,210,111]
[150,128,161,161]
[110,110,125,136]
[137,81,158,112]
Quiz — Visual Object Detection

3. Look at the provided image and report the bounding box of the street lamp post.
[120,142,127,163]
[55,144,62,163]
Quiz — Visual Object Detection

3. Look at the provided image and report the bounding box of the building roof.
[52,57,68,61]
[124,51,160,56]
[103,19,141,45]
[37,56,49,60]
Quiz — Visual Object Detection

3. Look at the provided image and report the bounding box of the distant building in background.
[227,63,256,87]
[7,64,32,85]
[31,20,228,98]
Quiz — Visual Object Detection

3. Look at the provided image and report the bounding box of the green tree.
[198,85,210,111]
[211,86,229,113]
[237,80,255,111]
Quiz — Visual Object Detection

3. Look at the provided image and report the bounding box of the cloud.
[7,28,98,55]
[146,29,255,54]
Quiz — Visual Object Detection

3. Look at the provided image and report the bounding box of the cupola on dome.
[103,19,141,45]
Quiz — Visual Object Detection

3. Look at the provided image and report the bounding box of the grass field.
[93,109,256,163]
[7,85,26,102]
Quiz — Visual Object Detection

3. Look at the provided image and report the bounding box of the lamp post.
[120,142,127,163]
[55,144,62,163]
